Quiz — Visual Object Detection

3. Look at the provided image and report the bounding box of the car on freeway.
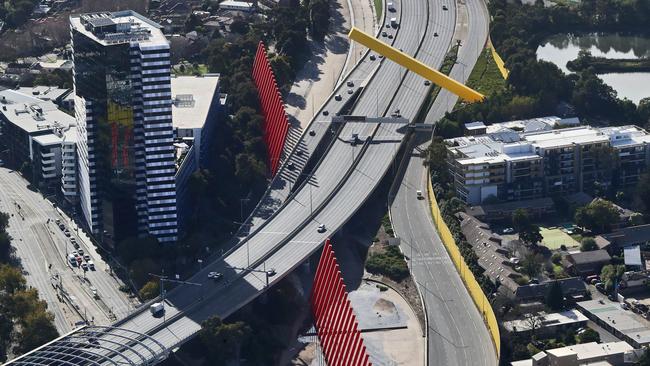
[59,224,65,230]
[323,110,329,116]
[87,261,95,270]
[424,80,431,86]
[81,263,88,271]
[350,133,359,146]
[68,254,78,267]
[83,254,90,261]
[381,31,388,37]
[317,224,326,233]
[90,286,99,299]
[55,219,61,225]
[334,94,342,101]
[208,271,223,281]
[416,190,423,199]
[434,32,439,37]
[347,88,354,94]
[64,230,71,237]
[346,81,354,87]
[442,4,448,10]
[388,34,394,39]
[78,249,85,256]
[369,54,376,61]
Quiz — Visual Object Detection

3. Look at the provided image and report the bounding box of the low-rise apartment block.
[446,120,650,204]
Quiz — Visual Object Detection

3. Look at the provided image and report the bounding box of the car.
[83,254,90,261]
[388,34,394,39]
[90,286,99,298]
[71,251,79,257]
[379,54,384,59]
[81,263,88,271]
[416,190,423,199]
[266,268,277,277]
[442,5,448,10]
[334,94,342,101]
[385,24,391,28]
[381,31,388,37]
[347,88,354,95]
[502,228,515,234]
[70,237,76,243]
[78,249,84,256]
[64,230,71,237]
[387,2,395,11]
[55,219,61,225]
[59,224,65,230]
[346,81,354,87]
[434,32,439,37]
[309,130,316,136]
[208,271,223,281]
[424,80,431,86]
[369,54,376,61]
[317,224,326,233]
[621,302,630,310]
[288,162,295,170]
[73,242,80,249]
[391,109,401,117]
[87,261,95,270]
[323,110,329,116]
[68,254,77,267]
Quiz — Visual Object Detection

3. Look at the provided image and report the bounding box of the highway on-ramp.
[390,0,497,365]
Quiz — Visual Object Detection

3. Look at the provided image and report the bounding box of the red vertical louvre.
[251,41,290,176]
[309,239,373,366]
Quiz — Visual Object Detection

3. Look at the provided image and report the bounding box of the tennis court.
[539,226,579,250]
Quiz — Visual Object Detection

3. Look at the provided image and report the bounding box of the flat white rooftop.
[447,123,650,165]
[70,11,167,47]
[0,90,75,134]
[171,74,220,130]
[503,309,588,333]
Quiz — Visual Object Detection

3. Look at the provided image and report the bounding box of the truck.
[390,17,398,28]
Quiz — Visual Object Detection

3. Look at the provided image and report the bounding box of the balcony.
[42,172,57,179]
[42,165,56,172]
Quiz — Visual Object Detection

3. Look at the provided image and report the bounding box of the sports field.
[539,227,580,249]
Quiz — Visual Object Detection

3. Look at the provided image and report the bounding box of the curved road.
[391,0,497,365]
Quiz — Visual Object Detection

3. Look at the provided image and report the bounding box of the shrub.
[366,246,409,282]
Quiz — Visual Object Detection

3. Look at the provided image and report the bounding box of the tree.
[199,316,252,365]
[601,264,626,292]
[580,238,598,252]
[138,280,160,301]
[425,137,451,185]
[574,200,620,233]
[636,173,650,216]
[0,264,26,295]
[524,313,543,338]
[578,328,600,343]
[545,281,564,311]
[512,209,531,232]
[17,310,58,353]
[521,253,544,278]
[519,225,543,247]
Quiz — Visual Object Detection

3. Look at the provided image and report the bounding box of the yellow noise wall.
[489,42,509,80]
[427,175,501,358]
[347,27,485,102]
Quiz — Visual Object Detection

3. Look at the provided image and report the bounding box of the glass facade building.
[71,11,178,243]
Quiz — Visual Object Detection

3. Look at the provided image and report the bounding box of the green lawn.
[539,227,580,250]
[172,63,209,76]
[374,0,383,22]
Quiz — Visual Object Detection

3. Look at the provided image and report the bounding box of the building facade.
[446,123,650,205]
[71,11,178,243]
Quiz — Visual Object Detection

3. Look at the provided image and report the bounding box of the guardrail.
[426,172,500,358]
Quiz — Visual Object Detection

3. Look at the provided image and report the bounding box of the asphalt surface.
[7,0,492,363]
[390,0,497,365]
[0,168,136,333]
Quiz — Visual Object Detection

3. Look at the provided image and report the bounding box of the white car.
[317,224,326,233]
[87,260,95,270]
[208,272,223,281]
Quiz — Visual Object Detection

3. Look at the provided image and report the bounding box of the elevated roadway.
[6,0,492,364]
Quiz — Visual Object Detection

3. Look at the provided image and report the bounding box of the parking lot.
[0,167,138,333]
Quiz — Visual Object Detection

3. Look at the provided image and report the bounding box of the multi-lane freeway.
[7,0,498,363]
